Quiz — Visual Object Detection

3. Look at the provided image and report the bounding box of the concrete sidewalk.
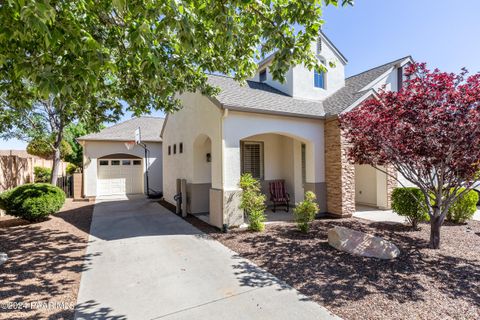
[353,205,406,224]
[75,195,338,320]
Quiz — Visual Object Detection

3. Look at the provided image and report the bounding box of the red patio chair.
[269,180,290,212]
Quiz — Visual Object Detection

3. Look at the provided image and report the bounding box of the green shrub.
[34,166,52,183]
[391,187,429,229]
[66,163,78,175]
[294,191,319,233]
[0,183,65,221]
[447,188,478,224]
[239,173,266,232]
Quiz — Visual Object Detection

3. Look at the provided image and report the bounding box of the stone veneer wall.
[385,165,397,209]
[324,118,355,217]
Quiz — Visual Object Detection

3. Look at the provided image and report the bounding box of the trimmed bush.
[391,187,429,229]
[294,191,319,233]
[239,173,266,232]
[447,188,478,224]
[0,183,65,221]
[34,166,52,183]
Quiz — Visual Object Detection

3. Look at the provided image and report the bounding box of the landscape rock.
[0,252,8,266]
[328,226,400,259]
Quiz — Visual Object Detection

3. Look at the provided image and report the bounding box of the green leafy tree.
[63,122,97,167]
[27,136,72,160]
[0,0,352,184]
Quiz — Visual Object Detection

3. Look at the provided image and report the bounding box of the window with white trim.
[241,141,264,180]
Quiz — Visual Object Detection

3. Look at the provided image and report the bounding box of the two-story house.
[161,31,412,228]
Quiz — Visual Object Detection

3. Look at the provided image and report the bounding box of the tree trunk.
[50,131,63,185]
[429,214,442,249]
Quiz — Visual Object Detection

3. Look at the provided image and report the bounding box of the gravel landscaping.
[0,199,94,320]
[188,216,480,320]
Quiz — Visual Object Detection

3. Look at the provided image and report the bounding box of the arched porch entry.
[239,132,322,218]
[189,134,212,222]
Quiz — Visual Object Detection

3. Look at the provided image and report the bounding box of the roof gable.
[323,56,412,115]
[78,116,164,142]
[207,75,325,118]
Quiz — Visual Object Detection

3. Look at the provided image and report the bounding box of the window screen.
[241,141,264,180]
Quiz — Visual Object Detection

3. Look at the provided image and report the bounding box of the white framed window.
[133,160,141,165]
[111,160,120,166]
[122,160,131,165]
[99,160,109,166]
[241,141,264,180]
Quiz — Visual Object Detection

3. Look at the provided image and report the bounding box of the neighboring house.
[161,31,413,229]
[78,117,164,198]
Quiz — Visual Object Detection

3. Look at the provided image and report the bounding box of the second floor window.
[259,69,267,82]
[314,69,325,89]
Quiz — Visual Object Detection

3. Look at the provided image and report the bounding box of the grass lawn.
[190,216,480,320]
[0,199,94,320]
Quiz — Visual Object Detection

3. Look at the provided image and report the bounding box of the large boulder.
[328,226,400,260]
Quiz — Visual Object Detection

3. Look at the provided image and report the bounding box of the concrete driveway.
[75,195,337,320]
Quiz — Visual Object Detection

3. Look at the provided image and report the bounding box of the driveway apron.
[75,195,338,320]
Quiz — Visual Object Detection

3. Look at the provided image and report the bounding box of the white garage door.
[97,159,143,196]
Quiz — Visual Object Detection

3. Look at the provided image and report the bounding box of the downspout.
[221,108,228,232]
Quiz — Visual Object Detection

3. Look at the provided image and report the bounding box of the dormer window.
[314,68,326,89]
[259,69,267,82]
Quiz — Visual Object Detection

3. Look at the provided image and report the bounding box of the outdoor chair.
[269,180,290,212]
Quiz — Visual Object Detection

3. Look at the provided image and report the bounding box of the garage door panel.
[97,160,143,196]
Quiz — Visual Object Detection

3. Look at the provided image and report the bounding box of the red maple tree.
[340,62,480,249]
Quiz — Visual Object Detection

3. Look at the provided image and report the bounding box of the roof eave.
[224,104,325,120]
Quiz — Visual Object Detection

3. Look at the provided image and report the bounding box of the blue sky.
[2,0,479,149]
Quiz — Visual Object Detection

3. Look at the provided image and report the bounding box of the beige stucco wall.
[162,92,223,206]
[82,140,162,197]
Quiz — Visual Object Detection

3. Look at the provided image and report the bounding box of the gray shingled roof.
[78,116,164,142]
[323,56,411,115]
[207,75,325,118]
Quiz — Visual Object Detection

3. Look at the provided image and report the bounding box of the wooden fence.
[0,151,68,193]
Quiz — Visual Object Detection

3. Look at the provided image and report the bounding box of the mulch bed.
[0,199,94,320]
[189,216,480,320]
